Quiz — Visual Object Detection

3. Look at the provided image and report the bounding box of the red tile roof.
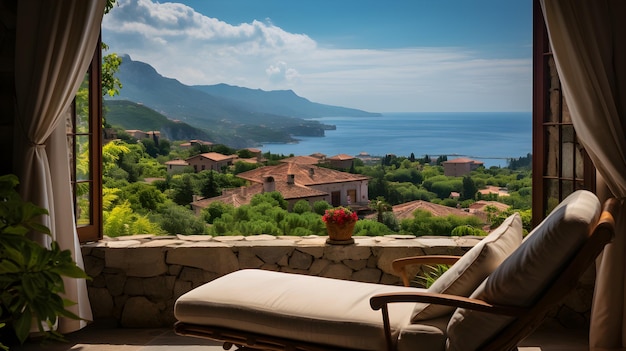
[237,163,368,186]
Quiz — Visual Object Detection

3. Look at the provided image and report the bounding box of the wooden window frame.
[532,0,595,227]
[71,37,103,243]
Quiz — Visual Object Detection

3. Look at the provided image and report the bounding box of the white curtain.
[14,0,106,333]
[540,1,626,349]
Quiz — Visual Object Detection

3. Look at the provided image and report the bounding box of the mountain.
[192,83,381,118]
[104,100,213,141]
[106,55,380,147]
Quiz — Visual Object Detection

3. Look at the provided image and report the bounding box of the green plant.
[0,174,89,346]
[414,264,450,288]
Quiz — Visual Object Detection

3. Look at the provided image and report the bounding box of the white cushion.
[176,269,423,351]
[411,213,523,321]
[446,190,601,351]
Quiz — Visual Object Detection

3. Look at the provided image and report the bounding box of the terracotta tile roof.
[191,180,328,210]
[191,184,264,209]
[187,152,236,162]
[309,152,326,159]
[165,159,189,166]
[237,163,368,186]
[443,157,484,164]
[329,153,355,161]
[280,156,321,165]
[477,186,510,197]
[376,200,474,220]
[469,200,510,212]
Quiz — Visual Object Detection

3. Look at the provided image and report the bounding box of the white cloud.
[102,0,531,112]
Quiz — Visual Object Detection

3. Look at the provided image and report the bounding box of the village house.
[164,159,189,174]
[125,129,160,142]
[327,153,355,170]
[280,155,322,165]
[178,139,213,149]
[442,157,484,177]
[216,162,370,208]
[190,178,329,214]
[185,152,237,173]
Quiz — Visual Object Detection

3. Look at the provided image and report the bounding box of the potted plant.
[322,206,358,244]
[0,174,89,348]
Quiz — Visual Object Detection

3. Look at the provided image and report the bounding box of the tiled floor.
[10,320,588,351]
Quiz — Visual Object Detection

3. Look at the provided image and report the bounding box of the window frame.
[71,36,103,243]
[532,0,595,227]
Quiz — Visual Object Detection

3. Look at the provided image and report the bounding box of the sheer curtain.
[540,1,626,349]
[14,0,106,333]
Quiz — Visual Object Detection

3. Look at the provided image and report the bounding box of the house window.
[532,1,595,227]
[69,39,103,242]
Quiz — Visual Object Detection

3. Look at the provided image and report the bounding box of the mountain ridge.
[105,55,380,147]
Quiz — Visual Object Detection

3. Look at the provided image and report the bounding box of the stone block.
[174,280,193,300]
[352,268,382,284]
[179,267,207,286]
[140,239,183,247]
[124,277,144,296]
[380,273,402,286]
[83,255,105,278]
[90,274,106,288]
[238,247,264,269]
[105,247,168,277]
[88,287,114,318]
[104,270,127,296]
[166,246,239,275]
[289,249,313,270]
[321,263,352,280]
[324,245,371,262]
[168,264,183,276]
[309,259,330,276]
[376,247,425,275]
[143,276,176,300]
[121,296,162,328]
[344,259,367,271]
[296,246,324,258]
[252,246,294,265]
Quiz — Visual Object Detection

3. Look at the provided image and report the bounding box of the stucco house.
[442,157,484,177]
[327,153,355,170]
[185,152,236,173]
[164,159,189,174]
[237,163,369,207]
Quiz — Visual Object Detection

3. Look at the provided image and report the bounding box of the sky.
[102,0,533,113]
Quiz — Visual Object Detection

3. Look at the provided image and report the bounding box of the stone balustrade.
[81,234,593,329]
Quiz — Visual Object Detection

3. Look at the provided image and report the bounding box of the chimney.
[287,174,295,185]
[263,176,275,193]
[309,168,315,177]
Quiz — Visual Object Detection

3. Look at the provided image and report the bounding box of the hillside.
[104,100,213,141]
[106,55,379,147]
[192,83,381,118]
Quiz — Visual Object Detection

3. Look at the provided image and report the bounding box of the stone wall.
[81,234,594,328]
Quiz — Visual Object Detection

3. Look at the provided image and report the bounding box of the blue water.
[260,112,531,168]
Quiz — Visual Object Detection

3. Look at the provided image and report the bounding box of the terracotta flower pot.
[325,221,356,244]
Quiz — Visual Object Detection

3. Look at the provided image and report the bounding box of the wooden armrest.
[370,291,524,351]
[370,291,524,316]
[392,255,461,287]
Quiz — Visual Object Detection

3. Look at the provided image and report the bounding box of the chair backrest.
[481,197,618,350]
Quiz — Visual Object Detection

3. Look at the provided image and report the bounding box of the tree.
[461,176,478,201]
[369,196,392,223]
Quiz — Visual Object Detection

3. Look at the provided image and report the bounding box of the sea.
[259,112,532,168]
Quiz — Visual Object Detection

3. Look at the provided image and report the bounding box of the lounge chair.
[174,190,617,351]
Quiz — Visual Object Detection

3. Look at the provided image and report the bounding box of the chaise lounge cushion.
[175,269,447,350]
[411,213,523,321]
[446,190,601,351]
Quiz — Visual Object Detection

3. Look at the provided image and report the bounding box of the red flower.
[322,207,358,225]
